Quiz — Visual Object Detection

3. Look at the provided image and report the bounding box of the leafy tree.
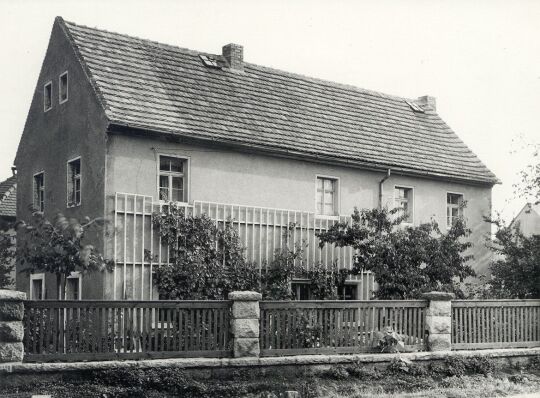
[317,207,475,299]
[151,204,259,300]
[513,143,539,205]
[484,217,540,298]
[0,227,15,288]
[17,211,112,299]
[306,262,349,300]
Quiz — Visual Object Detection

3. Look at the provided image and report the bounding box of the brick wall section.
[0,290,26,363]
[229,291,261,357]
[423,291,454,351]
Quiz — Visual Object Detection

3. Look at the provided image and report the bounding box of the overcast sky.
[0,0,538,221]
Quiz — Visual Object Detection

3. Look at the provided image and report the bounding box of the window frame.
[59,71,69,104]
[446,191,465,229]
[66,156,82,208]
[393,185,415,225]
[315,174,340,219]
[30,273,45,300]
[156,154,190,204]
[33,171,45,212]
[64,271,82,300]
[291,279,311,300]
[43,81,53,112]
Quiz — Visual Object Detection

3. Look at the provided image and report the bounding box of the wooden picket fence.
[452,300,540,350]
[259,300,427,356]
[23,300,232,362]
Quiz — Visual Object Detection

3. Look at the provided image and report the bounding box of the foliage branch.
[316,207,475,299]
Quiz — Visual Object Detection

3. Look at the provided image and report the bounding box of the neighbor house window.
[65,272,81,300]
[30,273,45,300]
[159,155,187,202]
[394,186,413,223]
[316,177,338,216]
[33,172,45,212]
[447,193,464,227]
[44,81,52,111]
[59,71,68,103]
[67,158,81,207]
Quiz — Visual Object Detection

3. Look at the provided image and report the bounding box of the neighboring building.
[0,174,17,289]
[15,17,499,300]
[511,203,540,237]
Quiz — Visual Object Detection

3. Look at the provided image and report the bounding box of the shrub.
[324,365,350,380]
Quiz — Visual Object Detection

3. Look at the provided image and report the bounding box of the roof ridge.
[62,18,418,104]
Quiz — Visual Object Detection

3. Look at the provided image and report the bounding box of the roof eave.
[107,122,499,187]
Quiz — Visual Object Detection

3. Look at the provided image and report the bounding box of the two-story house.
[15,17,499,300]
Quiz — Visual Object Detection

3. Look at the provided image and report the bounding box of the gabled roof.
[59,17,499,185]
[0,175,16,218]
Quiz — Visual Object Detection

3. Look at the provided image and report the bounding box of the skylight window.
[199,54,220,68]
[405,100,425,113]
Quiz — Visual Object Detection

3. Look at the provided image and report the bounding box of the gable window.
[33,172,45,212]
[159,155,188,202]
[44,81,52,112]
[394,186,413,223]
[447,193,464,228]
[316,176,338,216]
[59,71,68,103]
[30,273,45,300]
[67,158,81,207]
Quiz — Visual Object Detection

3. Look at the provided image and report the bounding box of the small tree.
[485,217,540,298]
[151,204,259,300]
[0,228,15,288]
[317,207,474,299]
[17,211,112,299]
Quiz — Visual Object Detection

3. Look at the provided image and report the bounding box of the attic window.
[405,100,425,113]
[44,81,52,112]
[199,54,220,68]
[59,71,68,103]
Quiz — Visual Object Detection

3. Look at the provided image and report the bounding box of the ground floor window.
[292,281,311,300]
[338,283,358,300]
[65,271,81,300]
[30,273,45,300]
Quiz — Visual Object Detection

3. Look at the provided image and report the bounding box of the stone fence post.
[0,290,26,363]
[422,291,454,351]
[229,291,261,358]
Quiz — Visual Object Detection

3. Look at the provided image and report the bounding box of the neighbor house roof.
[0,175,16,219]
[59,17,498,185]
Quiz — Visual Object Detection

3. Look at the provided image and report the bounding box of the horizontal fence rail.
[259,300,427,356]
[451,300,540,350]
[112,193,375,300]
[23,300,232,362]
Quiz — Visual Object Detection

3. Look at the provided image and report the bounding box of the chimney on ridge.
[222,43,244,71]
[416,95,436,111]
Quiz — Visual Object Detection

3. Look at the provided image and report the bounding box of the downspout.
[378,169,391,209]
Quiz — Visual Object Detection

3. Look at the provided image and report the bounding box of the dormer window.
[44,81,52,112]
[59,71,68,103]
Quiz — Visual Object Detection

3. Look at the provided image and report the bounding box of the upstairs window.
[159,156,187,202]
[316,176,338,216]
[447,193,464,228]
[59,71,68,103]
[44,81,52,112]
[33,172,45,212]
[67,158,81,207]
[394,186,413,223]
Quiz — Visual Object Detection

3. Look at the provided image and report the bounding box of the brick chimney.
[222,43,244,71]
[416,95,436,111]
